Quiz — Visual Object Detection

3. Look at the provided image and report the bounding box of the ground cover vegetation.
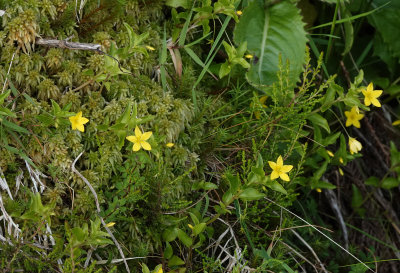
[0,0,400,272]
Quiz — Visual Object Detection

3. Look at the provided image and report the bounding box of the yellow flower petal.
[276,156,283,167]
[316,188,322,193]
[141,141,152,151]
[69,111,89,132]
[145,45,155,51]
[77,124,85,132]
[132,142,141,151]
[135,126,142,138]
[270,170,279,180]
[327,150,334,157]
[245,54,253,59]
[281,165,293,172]
[392,120,400,126]
[126,135,137,143]
[339,157,344,164]
[166,143,174,147]
[349,137,362,155]
[141,131,152,141]
[236,10,243,15]
[105,222,116,227]
[156,267,163,273]
[279,173,290,181]
[268,161,277,169]
[339,168,344,176]
[371,98,381,107]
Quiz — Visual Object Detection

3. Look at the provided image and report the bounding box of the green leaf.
[381,177,400,190]
[0,90,11,105]
[164,242,173,259]
[177,229,192,247]
[311,180,336,190]
[321,84,339,112]
[192,223,206,236]
[234,0,307,89]
[365,176,380,187]
[226,173,240,193]
[369,0,400,59]
[265,180,287,195]
[307,113,330,133]
[340,3,354,55]
[2,119,29,134]
[238,188,265,201]
[191,181,218,190]
[219,62,231,78]
[142,264,151,273]
[351,184,365,217]
[162,227,178,242]
[168,255,185,267]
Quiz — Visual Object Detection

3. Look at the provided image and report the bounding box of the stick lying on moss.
[36,38,102,52]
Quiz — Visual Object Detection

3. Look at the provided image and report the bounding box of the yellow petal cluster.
[348,137,362,155]
[344,106,364,128]
[69,111,89,132]
[362,83,382,107]
[268,155,293,182]
[126,126,152,152]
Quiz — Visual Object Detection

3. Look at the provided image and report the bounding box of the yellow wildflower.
[339,168,344,176]
[348,137,362,155]
[327,150,334,157]
[254,95,268,119]
[392,120,400,126]
[245,54,253,59]
[344,106,364,128]
[316,188,322,193]
[69,111,89,132]
[156,267,163,273]
[105,222,116,227]
[236,10,243,15]
[126,126,152,152]
[166,143,174,147]
[145,45,155,51]
[362,83,382,107]
[268,155,293,182]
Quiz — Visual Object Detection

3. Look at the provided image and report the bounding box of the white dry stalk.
[0,166,13,199]
[0,10,5,17]
[264,196,376,273]
[2,50,16,94]
[72,152,130,273]
[25,160,46,193]
[14,170,24,195]
[0,194,21,239]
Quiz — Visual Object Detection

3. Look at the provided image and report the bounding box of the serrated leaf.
[234,0,307,89]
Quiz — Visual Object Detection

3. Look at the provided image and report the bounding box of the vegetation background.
[0,0,400,272]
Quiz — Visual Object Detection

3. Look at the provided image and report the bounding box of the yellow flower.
[316,188,322,193]
[392,120,400,126]
[166,143,174,147]
[254,96,268,119]
[268,155,293,182]
[344,106,364,128]
[362,83,382,107]
[69,111,89,132]
[156,267,163,273]
[348,137,362,155]
[339,168,344,176]
[245,54,253,59]
[327,150,334,157]
[145,45,155,51]
[105,222,116,227]
[126,126,152,152]
[236,10,243,15]
[339,157,344,164]
[188,224,193,229]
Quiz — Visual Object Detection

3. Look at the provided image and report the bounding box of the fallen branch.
[36,38,101,52]
[72,152,130,273]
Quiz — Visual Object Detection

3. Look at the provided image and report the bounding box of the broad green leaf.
[311,180,336,189]
[351,184,365,217]
[164,242,173,259]
[307,113,330,133]
[369,0,400,59]
[265,180,287,195]
[234,0,307,89]
[238,188,265,201]
[168,255,185,267]
[177,229,192,247]
[193,223,206,236]
[162,227,178,242]
[381,177,400,190]
[365,176,380,187]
